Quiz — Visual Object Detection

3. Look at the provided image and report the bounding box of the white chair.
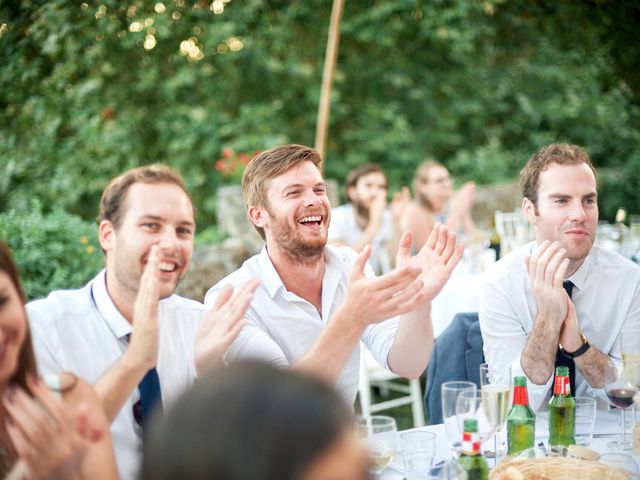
[358,347,425,427]
[494,210,534,256]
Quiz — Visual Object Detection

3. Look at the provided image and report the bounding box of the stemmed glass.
[604,360,637,450]
[441,381,476,454]
[479,363,511,464]
[455,389,496,451]
[356,415,398,476]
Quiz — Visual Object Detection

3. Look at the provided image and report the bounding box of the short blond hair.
[242,145,323,238]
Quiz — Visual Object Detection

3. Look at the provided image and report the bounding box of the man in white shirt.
[27,165,259,479]
[480,144,640,411]
[329,164,408,274]
[205,144,463,404]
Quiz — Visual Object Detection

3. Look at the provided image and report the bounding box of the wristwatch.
[559,331,591,359]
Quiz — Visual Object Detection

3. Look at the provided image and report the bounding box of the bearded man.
[204,144,464,404]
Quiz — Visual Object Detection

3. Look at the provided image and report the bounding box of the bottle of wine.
[457,419,489,480]
[548,366,575,446]
[507,376,535,455]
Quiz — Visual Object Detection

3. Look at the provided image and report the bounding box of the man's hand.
[390,187,410,224]
[525,240,570,328]
[195,278,261,375]
[338,245,426,328]
[396,223,464,303]
[4,377,105,480]
[128,245,162,372]
[368,190,387,229]
[559,296,582,352]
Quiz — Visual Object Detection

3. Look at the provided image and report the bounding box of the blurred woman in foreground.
[0,241,118,479]
[142,362,370,480]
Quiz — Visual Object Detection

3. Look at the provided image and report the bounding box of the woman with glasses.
[402,160,476,251]
[142,362,371,480]
[0,241,118,479]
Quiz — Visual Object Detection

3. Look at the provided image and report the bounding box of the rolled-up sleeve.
[479,275,552,412]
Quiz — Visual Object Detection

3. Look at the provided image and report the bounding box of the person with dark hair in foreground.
[0,241,118,479]
[142,362,370,480]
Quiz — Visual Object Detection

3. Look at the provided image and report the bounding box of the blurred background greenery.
[1,0,639,297]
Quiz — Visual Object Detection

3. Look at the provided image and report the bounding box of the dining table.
[380,409,640,479]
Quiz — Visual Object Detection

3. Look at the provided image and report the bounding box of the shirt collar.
[256,246,287,298]
[91,269,133,340]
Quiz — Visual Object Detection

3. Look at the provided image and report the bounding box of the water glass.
[574,397,597,446]
[442,381,476,453]
[401,430,436,472]
[425,457,468,480]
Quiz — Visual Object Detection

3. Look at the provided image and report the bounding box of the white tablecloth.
[381,410,639,479]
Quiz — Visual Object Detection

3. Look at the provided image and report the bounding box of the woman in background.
[0,241,118,479]
[402,160,475,251]
[142,362,370,480]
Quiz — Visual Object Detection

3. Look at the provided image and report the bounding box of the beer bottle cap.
[463,419,478,432]
[555,366,569,377]
[514,376,527,386]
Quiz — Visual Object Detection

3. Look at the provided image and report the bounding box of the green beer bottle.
[548,366,575,446]
[507,376,535,455]
[457,419,489,480]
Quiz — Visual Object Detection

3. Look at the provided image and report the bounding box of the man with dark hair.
[329,164,408,274]
[480,144,640,411]
[205,144,463,404]
[27,164,259,479]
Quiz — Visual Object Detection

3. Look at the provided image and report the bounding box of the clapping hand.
[525,240,570,328]
[4,376,104,480]
[129,245,162,371]
[340,245,426,327]
[395,223,464,303]
[195,278,261,375]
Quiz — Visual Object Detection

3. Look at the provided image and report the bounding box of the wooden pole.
[314,0,345,171]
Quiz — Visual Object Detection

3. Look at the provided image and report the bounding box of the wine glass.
[356,415,398,476]
[479,363,511,464]
[441,381,476,453]
[605,360,637,450]
[455,389,496,451]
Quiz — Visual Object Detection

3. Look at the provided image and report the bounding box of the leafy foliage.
[0,203,103,300]
[1,0,639,226]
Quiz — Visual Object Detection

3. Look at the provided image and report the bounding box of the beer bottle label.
[553,375,570,395]
[513,385,529,405]
[462,431,480,455]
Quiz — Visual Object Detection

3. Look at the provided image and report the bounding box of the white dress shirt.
[480,242,640,412]
[26,270,203,480]
[328,203,393,274]
[203,244,400,405]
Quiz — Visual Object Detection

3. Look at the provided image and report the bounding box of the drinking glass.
[479,363,511,464]
[424,457,467,480]
[604,361,637,450]
[456,390,495,455]
[401,430,436,474]
[441,381,476,453]
[574,397,597,446]
[356,415,398,475]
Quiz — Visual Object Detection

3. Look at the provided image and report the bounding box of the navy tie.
[137,367,163,430]
[554,280,576,396]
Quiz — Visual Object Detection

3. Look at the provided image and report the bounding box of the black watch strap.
[560,332,591,359]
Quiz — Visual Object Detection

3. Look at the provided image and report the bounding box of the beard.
[352,198,370,220]
[267,208,327,264]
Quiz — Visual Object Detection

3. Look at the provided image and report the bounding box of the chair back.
[494,210,534,257]
[424,312,484,424]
